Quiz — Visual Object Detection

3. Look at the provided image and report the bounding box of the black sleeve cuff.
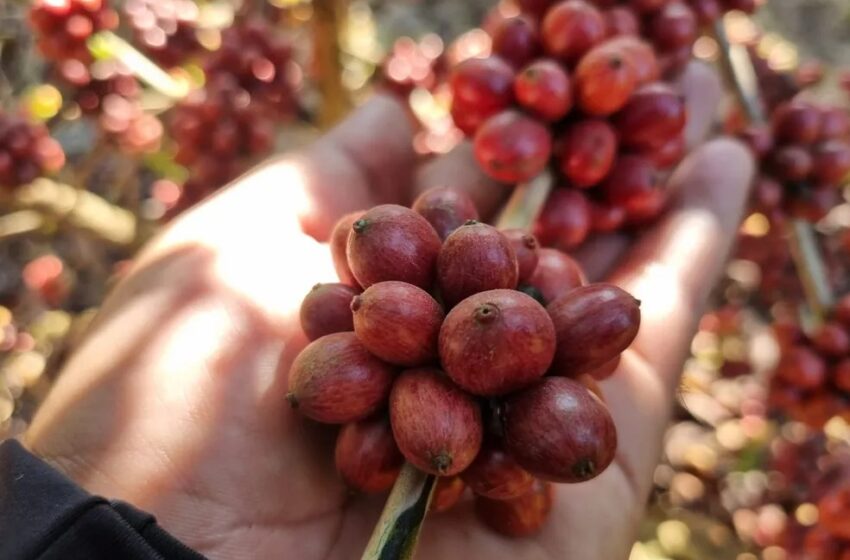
[0,439,206,560]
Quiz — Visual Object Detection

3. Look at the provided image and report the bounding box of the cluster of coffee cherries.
[123,0,202,68]
[767,435,850,559]
[0,112,66,191]
[509,0,708,77]
[168,75,274,190]
[287,186,641,536]
[203,19,299,119]
[451,2,691,250]
[28,0,119,63]
[768,294,850,428]
[741,99,850,225]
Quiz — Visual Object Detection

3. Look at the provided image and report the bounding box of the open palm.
[23,63,753,560]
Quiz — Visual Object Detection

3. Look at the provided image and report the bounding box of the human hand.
[23,62,754,560]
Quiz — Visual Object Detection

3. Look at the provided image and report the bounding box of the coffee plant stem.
[712,17,834,326]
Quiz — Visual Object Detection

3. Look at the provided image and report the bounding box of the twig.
[360,464,436,560]
[0,210,45,239]
[495,170,554,230]
[89,31,190,100]
[11,178,137,246]
[360,170,554,560]
[312,0,351,128]
[712,16,834,326]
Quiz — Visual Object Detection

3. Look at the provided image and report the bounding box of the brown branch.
[312,0,351,129]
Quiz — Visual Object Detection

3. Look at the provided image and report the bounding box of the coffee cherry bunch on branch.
[203,19,299,120]
[0,111,66,191]
[123,0,202,68]
[167,75,274,192]
[288,186,641,537]
[768,294,850,429]
[28,0,119,63]
[740,99,850,225]
[453,0,693,250]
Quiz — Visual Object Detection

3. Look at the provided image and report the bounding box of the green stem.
[360,464,436,560]
[495,170,554,230]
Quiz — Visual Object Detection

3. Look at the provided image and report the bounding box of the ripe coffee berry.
[491,16,541,70]
[575,41,639,116]
[557,119,619,187]
[501,229,541,283]
[475,480,553,537]
[450,57,516,135]
[504,377,617,482]
[287,332,396,424]
[389,368,483,476]
[439,289,556,396]
[773,100,822,145]
[329,211,363,287]
[335,415,404,493]
[351,281,444,367]
[534,188,592,250]
[412,187,479,241]
[462,441,535,499]
[300,283,358,341]
[473,111,553,183]
[541,0,606,65]
[347,205,442,290]
[430,476,467,513]
[437,222,519,306]
[614,82,687,150]
[514,60,573,121]
[547,283,641,374]
[526,248,586,304]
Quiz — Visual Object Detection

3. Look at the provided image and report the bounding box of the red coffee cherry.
[818,487,850,541]
[769,145,814,182]
[600,154,660,215]
[335,415,404,493]
[603,6,640,37]
[514,59,573,121]
[501,229,541,283]
[491,16,541,70]
[547,283,642,375]
[475,480,553,537]
[526,248,585,304]
[287,332,396,424]
[516,0,559,19]
[689,0,721,24]
[737,125,775,160]
[347,204,442,290]
[776,346,827,390]
[557,119,618,187]
[300,283,358,341]
[575,41,638,116]
[389,368,483,476]
[412,186,479,241]
[439,290,556,396]
[819,107,850,140]
[463,442,535,500]
[773,100,823,145]
[534,188,592,250]
[589,200,627,233]
[640,133,686,169]
[614,82,687,150]
[606,36,659,86]
[473,110,553,183]
[504,376,617,482]
[541,0,607,65]
[648,2,697,51]
[430,476,467,513]
[811,140,850,185]
[351,281,444,367]
[450,56,516,135]
[329,211,363,287]
[811,322,850,358]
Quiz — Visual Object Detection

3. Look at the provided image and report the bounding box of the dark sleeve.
[0,440,206,560]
